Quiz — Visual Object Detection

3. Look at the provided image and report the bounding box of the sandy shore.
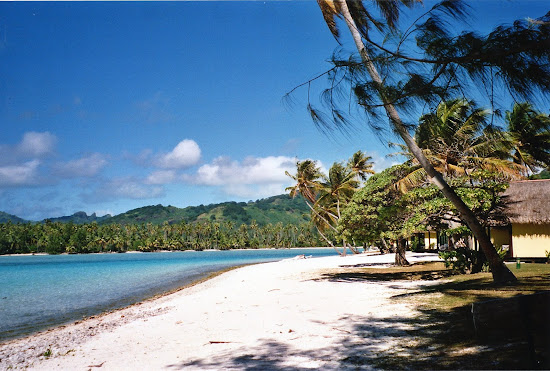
[0,252,442,370]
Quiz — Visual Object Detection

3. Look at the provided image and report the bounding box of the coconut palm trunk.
[306,201,343,256]
[335,0,515,283]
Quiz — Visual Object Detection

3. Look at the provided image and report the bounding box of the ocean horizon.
[0,248,338,342]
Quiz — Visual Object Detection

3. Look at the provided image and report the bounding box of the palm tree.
[318,162,358,220]
[395,99,527,190]
[320,161,369,254]
[286,154,372,254]
[347,150,375,181]
[285,160,340,243]
[502,102,550,173]
[316,0,516,281]
[285,160,322,206]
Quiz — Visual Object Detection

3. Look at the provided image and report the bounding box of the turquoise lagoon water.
[0,248,336,342]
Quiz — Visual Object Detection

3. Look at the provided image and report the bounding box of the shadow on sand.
[165,306,548,370]
[165,267,549,370]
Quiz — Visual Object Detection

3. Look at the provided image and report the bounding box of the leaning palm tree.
[317,162,359,219]
[286,159,344,254]
[286,156,366,254]
[347,150,375,181]
[395,99,527,190]
[317,162,364,254]
[502,102,550,174]
[285,160,322,206]
[314,0,521,282]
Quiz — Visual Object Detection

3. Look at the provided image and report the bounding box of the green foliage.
[0,211,28,224]
[530,168,550,180]
[502,102,550,172]
[286,152,374,249]
[222,202,251,225]
[439,244,508,274]
[0,218,321,255]
[409,237,420,252]
[43,211,111,224]
[340,163,510,253]
[438,248,483,274]
[102,195,310,227]
[339,164,410,244]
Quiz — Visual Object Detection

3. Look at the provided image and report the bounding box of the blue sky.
[0,1,547,221]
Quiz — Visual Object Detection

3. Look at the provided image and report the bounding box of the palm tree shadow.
[314,266,456,283]
[164,302,548,370]
[165,340,334,370]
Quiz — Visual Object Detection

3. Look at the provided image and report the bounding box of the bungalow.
[410,230,446,251]
[491,179,550,259]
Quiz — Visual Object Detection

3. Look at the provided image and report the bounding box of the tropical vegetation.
[0,219,321,255]
[286,150,374,255]
[288,100,550,271]
[288,0,550,283]
[0,195,323,255]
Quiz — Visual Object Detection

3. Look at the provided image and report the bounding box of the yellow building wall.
[491,227,511,250]
[424,231,438,250]
[512,223,550,258]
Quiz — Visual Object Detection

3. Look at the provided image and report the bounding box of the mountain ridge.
[0,194,310,227]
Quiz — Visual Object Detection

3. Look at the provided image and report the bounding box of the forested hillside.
[0,195,316,254]
[103,195,310,226]
[45,211,112,224]
[0,211,28,224]
[0,194,310,227]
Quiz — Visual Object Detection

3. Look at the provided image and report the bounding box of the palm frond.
[318,0,341,41]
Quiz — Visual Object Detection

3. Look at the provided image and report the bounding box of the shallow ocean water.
[0,248,336,341]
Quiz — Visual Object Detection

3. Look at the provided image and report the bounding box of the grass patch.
[316,261,550,369]
[317,261,550,310]
[412,262,550,310]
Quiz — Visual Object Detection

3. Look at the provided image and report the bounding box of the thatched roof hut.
[502,179,550,225]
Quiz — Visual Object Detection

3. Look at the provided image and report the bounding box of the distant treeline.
[0,220,321,255]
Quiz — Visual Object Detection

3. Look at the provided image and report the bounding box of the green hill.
[102,194,310,226]
[0,195,311,227]
[0,211,28,224]
[44,211,112,224]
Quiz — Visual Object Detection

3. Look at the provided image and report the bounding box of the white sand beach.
[0,252,442,370]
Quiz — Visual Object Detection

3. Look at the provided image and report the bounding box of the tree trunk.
[315,226,343,256]
[304,199,339,234]
[379,237,389,254]
[347,241,360,254]
[395,238,410,266]
[336,0,516,283]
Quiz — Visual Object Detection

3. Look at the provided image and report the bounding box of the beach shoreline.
[0,246,344,257]
[0,252,442,370]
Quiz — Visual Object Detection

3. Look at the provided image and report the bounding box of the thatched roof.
[501,180,550,225]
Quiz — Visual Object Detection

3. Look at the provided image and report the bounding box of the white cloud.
[53,153,108,178]
[187,155,296,186]
[0,131,57,166]
[83,177,165,202]
[182,155,297,198]
[0,132,58,188]
[0,160,41,186]
[17,131,57,157]
[223,183,289,199]
[154,139,201,169]
[145,170,177,185]
[370,152,402,172]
